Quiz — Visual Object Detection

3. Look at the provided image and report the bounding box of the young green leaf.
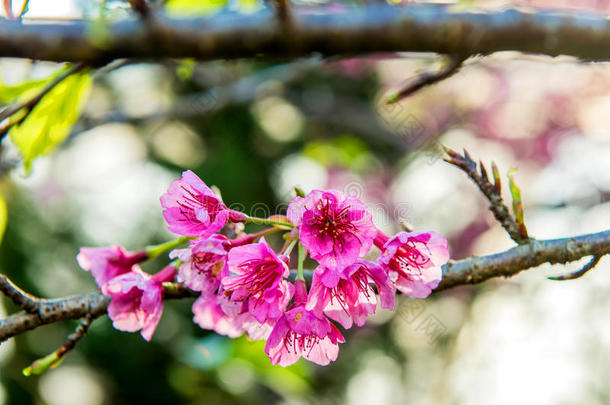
[0,76,49,104]
[507,168,528,239]
[9,71,92,173]
[0,194,6,246]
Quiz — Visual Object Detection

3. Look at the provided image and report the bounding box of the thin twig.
[17,0,28,19]
[54,313,95,359]
[387,55,466,104]
[22,313,97,376]
[0,63,86,141]
[0,273,39,313]
[443,146,529,244]
[128,0,150,18]
[273,0,290,25]
[547,254,604,281]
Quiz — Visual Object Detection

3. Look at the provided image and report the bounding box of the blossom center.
[329,272,371,315]
[192,252,224,278]
[313,198,360,251]
[177,185,223,223]
[227,258,281,301]
[389,240,431,280]
[283,330,319,355]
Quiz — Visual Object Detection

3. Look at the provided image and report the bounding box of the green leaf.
[23,351,63,376]
[0,193,6,246]
[0,76,49,104]
[9,71,92,173]
[507,168,523,223]
[176,58,196,81]
[507,168,528,239]
[166,0,228,16]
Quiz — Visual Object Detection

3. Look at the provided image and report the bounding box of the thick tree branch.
[1,229,608,341]
[437,229,609,291]
[0,292,110,342]
[1,4,609,63]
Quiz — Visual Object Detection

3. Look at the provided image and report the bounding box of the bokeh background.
[1,1,610,404]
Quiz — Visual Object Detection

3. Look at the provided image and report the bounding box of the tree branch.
[1,4,609,63]
[0,292,110,342]
[1,229,608,341]
[437,229,609,291]
[0,273,40,313]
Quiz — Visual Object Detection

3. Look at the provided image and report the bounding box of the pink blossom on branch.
[103,265,177,341]
[375,230,449,298]
[160,170,246,238]
[77,245,147,288]
[192,294,276,340]
[306,260,396,329]
[265,280,345,367]
[192,295,247,338]
[222,238,294,323]
[170,234,231,297]
[287,189,376,270]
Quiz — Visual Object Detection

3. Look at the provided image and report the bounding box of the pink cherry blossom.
[170,235,231,297]
[222,238,294,323]
[77,245,147,288]
[160,170,246,238]
[287,189,376,270]
[306,260,395,329]
[103,265,176,341]
[376,230,449,298]
[192,295,247,338]
[265,280,345,367]
[192,294,276,340]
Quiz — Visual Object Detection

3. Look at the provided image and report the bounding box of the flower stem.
[245,216,294,229]
[146,236,192,259]
[282,238,298,257]
[231,227,281,247]
[296,243,305,281]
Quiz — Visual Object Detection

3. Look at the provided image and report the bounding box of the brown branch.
[0,273,39,313]
[0,63,86,141]
[1,5,610,64]
[54,313,94,358]
[0,281,200,343]
[547,254,604,281]
[443,146,529,244]
[1,229,609,342]
[128,0,151,18]
[272,0,290,25]
[437,229,610,291]
[387,55,466,104]
[0,292,110,342]
[22,313,97,376]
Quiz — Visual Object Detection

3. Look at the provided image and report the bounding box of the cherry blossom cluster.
[78,170,449,367]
